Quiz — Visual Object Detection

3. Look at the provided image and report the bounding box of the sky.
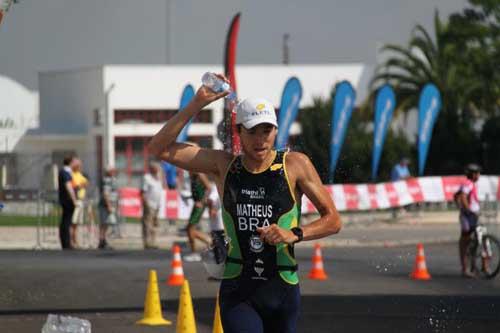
[0,0,468,90]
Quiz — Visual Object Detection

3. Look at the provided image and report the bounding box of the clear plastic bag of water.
[201,232,230,279]
[41,314,91,333]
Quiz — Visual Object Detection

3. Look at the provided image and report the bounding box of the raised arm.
[147,78,231,176]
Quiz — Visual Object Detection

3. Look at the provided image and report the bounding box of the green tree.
[297,96,413,184]
[480,116,500,173]
[370,10,488,175]
[446,0,500,116]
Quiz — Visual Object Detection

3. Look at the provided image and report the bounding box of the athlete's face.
[471,171,480,182]
[239,124,277,161]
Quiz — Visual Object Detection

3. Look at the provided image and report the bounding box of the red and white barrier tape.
[119,175,500,218]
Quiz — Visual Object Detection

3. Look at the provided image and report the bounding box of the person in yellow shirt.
[71,158,88,248]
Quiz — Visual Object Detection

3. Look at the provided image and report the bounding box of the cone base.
[136,317,172,326]
[168,276,184,286]
[308,270,328,280]
[410,272,431,280]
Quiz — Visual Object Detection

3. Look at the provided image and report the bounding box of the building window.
[192,109,213,123]
[114,110,177,124]
[93,108,102,126]
[0,153,17,187]
[114,109,213,124]
[115,137,150,187]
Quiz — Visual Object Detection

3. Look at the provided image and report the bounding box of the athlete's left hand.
[257,225,298,245]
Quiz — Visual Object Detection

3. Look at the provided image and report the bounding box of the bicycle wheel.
[475,235,500,279]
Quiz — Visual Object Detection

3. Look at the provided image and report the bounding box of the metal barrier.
[34,190,59,249]
[482,194,500,236]
[34,191,100,249]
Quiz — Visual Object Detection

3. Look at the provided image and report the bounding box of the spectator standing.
[98,167,119,249]
[390,157,412,218]
[141,162,164,249]
[70,158,88,249]
[58,155,77,250]
[391,157,411,182]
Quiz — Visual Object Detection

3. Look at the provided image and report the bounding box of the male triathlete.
[183,171,212,262]
[148,74,341,332]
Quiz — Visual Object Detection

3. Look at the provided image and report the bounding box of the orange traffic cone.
[308,243,328,280]
[167,245,185,286]
[410,243,431,280]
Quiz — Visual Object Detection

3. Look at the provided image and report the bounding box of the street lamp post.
[103,83,116,169]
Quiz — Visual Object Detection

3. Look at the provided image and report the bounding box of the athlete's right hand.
[193,74,230,107]
[257,225,298,246]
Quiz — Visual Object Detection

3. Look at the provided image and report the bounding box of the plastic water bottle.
[41,314,91,333]
[201,72,237,101]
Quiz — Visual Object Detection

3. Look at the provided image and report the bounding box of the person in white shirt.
[207,183,227,264]
[141,162,164,249]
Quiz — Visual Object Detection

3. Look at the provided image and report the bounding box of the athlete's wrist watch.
[291,227,303,244]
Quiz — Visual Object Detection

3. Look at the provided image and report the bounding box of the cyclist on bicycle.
[456,164,489,277]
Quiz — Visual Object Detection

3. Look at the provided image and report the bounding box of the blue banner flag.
[329,81,356,182]
[275,77,303,150]
[418,83,442,175]
[177,84,195,142]
[371,84,396,181]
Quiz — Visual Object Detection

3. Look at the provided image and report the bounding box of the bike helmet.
[465,163,481,177]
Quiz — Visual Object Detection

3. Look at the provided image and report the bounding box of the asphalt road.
[1,243,500,332]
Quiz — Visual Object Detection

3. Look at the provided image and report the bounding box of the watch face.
[292,228,302,241]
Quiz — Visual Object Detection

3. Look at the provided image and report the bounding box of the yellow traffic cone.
[213,295,223,333]
[136,270,172,326]
[176,279,197,333]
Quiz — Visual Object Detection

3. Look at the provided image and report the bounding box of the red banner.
[223,13,241,154]
[441,176,466,201]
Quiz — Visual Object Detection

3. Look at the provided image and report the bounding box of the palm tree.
[371,10,484,119]
[370,10,483,175]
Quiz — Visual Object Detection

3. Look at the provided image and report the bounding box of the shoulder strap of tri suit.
[275,150,285,164]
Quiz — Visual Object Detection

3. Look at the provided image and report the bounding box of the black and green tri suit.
[219,150,301,333]
[188,174,207,225]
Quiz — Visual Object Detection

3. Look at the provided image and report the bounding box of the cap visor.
[242,118,278,129]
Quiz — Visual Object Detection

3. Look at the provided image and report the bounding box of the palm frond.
[372,73,422,89]
[409,35,437,71]
[381,45,435,79]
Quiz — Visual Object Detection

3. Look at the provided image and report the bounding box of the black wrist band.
[291,227,303,243]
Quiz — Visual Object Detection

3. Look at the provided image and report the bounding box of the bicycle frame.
[473,224,493,259]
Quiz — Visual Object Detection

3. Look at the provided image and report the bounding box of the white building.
[5,64,370,189]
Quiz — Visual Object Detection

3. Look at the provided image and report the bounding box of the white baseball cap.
[236,98,278,129]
